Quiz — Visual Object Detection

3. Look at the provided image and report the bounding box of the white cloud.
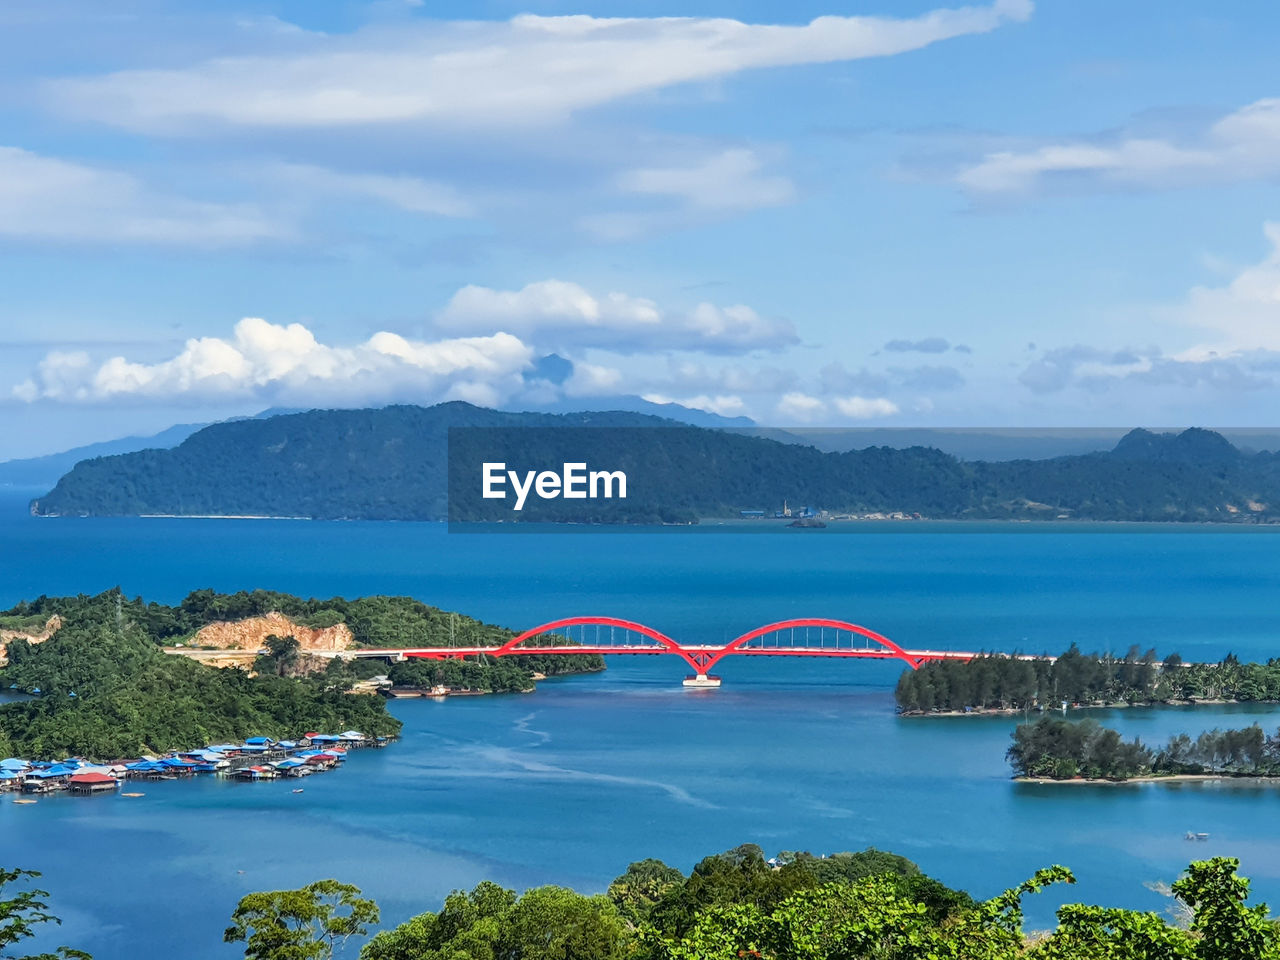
[11,351,93,403]
[271,162,473,217]
[437,279,797,353]
[684,303,794,350]
[13,317,534,404]
[1017,223,1280,396]
[957,97,1280,196]
[564,362,625,396]
[617,149,794,211]
[642,392,747,417]
[1017,343,1279,394]
[1177,222,1280,357]
[833,395,900,418]
[0,146,283,245]
[48,3,1033,132]
[442,280,659,332]
[776,392,827,421]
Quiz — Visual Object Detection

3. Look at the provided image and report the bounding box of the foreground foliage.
[14,848,1280,958]
[222,848,1280,960]
[224,880,379,960]
[1008,715,1280,780]
[0,867,89,960]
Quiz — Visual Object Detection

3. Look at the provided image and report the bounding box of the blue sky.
[4,0,1280,457]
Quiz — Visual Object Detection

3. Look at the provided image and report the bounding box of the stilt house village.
[3,731,389,797]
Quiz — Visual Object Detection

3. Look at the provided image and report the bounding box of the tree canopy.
[224,880,379,960]
[896,646,1280,714]
[1007,715,1280,781]
[352,848,1280,960]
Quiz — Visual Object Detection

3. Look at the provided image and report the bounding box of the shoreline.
[901,698,1254,718]
[382,664,604,699]
[23,508,1280,529]
[1015,773,1280,786]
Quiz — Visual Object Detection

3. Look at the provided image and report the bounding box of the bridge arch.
[710,618,923,673]
[492,616,706,673]
[400,615,927,679]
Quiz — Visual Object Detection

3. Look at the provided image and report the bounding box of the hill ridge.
[29,404,1280,523]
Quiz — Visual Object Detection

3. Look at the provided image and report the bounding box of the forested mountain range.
[27,402,1280,523]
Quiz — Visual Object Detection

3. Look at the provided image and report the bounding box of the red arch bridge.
[329,617,1013,687]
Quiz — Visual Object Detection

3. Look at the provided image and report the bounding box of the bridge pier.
[682,674,721,688]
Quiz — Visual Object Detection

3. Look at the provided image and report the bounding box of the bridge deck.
[325,646,1028,662]
[162,615,1062,682]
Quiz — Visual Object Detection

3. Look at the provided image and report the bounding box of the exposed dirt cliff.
[191,612,354,652]
[0,614,63,662]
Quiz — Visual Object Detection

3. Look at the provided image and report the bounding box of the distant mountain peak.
[500,394,754,428]
[1111,427,1240,463]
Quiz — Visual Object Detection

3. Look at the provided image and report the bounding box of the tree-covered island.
[0,588,603,760]
[896,645,1280,715]
[1007,715,1280,782]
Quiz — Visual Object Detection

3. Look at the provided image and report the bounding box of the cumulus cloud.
[13,317,534,405]
[437,279,797,353]
[773,391,897,422]
[0,146,283,245]
[776,392,827,422]
[833,395,900,418]
[48,3,1033,132]
[1178,222,1280,357]
[642,393,747,417]
[957,97,1280,197]
[563,362,625,396]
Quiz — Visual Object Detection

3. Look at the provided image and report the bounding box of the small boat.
[13,798,36,805]
[122,792,145,798]
[1184,831,1210,841]
[291,788,304,794]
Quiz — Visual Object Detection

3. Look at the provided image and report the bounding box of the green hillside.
[28,403,1280,523]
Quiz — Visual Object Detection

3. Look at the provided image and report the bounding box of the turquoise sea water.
[3,491,1280,957]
